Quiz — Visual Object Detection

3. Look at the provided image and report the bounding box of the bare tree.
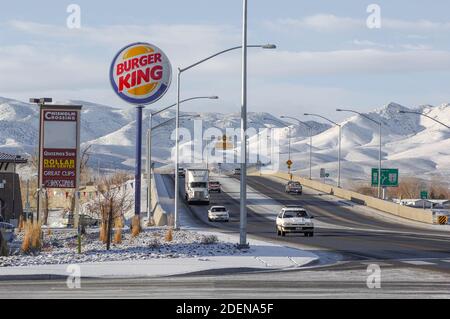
[69,145,93,217]
[86,172,133,250]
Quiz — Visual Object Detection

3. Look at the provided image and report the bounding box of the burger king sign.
[110,42,172,105]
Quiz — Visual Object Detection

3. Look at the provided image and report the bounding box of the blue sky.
[1,0,450,120]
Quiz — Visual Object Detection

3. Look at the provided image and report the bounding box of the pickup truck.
[285,181,303,194]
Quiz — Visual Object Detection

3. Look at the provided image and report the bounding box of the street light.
[280,116,313,180]
[146,102,208,220]
[29,97,53,221]
[174,43,276,232]
[304,113,341,187]
[397,110,450,129]
[337,109,382,198]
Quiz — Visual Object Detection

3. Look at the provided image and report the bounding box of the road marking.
[440,260,450,263]
[402,260,436,266]
[361,262,392,267]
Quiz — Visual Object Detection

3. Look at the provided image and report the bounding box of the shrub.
[165,228,173,242]
[21,221,33,253]
[131,215,141,237]
[31,221,42,250]
[99,222,107,243]
[201,235,218,245]
[113,218,123,244]
[148,237,160,248]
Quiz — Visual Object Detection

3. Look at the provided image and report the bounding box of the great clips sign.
[110,42,172,105]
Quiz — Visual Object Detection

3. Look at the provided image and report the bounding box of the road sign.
[420,191,428,199]
[110,42,172,105]
[438,215,448,225]
[216,135,233,150]
[286,159,293,166]
[320,168,326,178]
[371,168,398,187]
[325,173,330,178]
[40,107,81,189]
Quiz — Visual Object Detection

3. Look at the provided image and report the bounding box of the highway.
[172,173,450,271]
[2,173,450,299]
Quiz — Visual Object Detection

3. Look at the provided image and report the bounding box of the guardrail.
[257,172,435,224]
[149,170,168,226]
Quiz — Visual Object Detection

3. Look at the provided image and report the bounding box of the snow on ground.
[0,227,246,268]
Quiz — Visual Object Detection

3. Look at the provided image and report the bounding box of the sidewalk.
[0,235,319,279]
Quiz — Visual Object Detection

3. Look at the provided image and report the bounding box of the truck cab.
[185,169,210,204]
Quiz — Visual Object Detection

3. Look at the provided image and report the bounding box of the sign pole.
[37,105,43,222]
[135,105,144,216]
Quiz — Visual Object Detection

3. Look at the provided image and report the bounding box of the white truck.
[185,169,210,204]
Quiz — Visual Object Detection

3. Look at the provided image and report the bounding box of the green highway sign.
[371,168,399,187]
[420,191,428,199]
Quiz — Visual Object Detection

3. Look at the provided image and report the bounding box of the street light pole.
[174,69,181,229]
[280,116,313,180]
[148,96,218,224]
[173,43,276,231]
[239,0,248,248]
[304,113,341,187]
[398,110,450,129]
[337,109,382,198]
[29,97,52,222]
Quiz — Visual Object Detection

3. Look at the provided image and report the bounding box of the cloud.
[248,49,450,77]
[6,20,241,67]
[352,39,432,51]
[266,14,450,33]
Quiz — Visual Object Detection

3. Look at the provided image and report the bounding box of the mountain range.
[1,96,449,187]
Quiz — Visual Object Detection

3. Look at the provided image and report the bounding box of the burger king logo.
[110,42,172,105]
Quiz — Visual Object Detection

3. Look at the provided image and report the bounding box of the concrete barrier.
[258,172,435,224]
[150,170,168,226]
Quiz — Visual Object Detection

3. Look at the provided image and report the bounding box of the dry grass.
[99,222,108,243]
[113,218,123,244]
[31,221,42,250]
[165,228,173,242]
[131,215,141,237]
[46,227,52,236]
[21,221,33,253]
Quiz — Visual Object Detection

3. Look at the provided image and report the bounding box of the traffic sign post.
[286,159,292,177]
[420,190,428,209]
[371,168,398,187]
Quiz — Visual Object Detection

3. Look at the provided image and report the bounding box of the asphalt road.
[177,174,450,271]
[1,263,449,298]
[2,174,449,299]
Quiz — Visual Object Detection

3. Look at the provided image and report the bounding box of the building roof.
[0,152,28,164]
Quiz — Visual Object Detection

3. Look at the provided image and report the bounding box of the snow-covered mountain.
[281,102,450,186]
[0,96,330,170]
[1,96,449,186]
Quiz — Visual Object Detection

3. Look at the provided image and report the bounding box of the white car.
[208,206,230,222]
[276,206,314,237]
